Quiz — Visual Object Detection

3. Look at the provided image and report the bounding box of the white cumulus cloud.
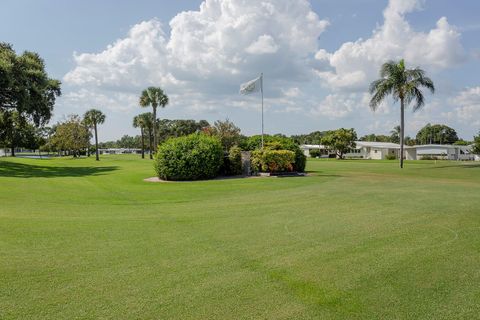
[450,87,480,127]
[315,0,466,92]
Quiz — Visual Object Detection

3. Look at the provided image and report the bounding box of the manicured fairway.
[1,156,480,319]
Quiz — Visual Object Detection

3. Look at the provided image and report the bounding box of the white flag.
[240,75,262,95]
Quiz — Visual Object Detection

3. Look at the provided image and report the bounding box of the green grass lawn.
[1,155,480,319]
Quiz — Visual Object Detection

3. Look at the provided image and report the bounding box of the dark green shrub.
[420,155,439,160]
[385,154,396,160]
[251,149,295,172]
[154,133,223,181]
[225,146,242,176]
[309,149,321,158]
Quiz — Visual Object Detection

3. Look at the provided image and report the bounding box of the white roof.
[301,142,402,150]
[355,141,401,149]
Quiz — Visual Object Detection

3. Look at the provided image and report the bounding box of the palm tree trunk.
[400,98,405,169]
[149,130,153,160]
[140,127,145,159]
[94,122,99,161]
[152,106,157,153]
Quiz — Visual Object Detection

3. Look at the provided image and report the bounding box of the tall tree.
[139,87,168,153]
[83,109,106,161]
[133,115,146,159]
[415,123,458,145]
[1,43,61,156]
[136,112,154,159]
[369,59,434,168]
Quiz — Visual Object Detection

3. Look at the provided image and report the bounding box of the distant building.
[301,142,477,161]
[98,148,142,155]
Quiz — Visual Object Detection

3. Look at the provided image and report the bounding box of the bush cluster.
[385,154,397,160]
[154,133,223,181]
[224,146,243,176]
[241,135,306,172]
[251,149,295,173]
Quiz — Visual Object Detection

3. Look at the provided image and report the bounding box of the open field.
[1,155,480,319]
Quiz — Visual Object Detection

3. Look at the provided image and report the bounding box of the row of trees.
[41,109,106,159]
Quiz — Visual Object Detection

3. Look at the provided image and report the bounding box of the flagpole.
[261,73,264,149]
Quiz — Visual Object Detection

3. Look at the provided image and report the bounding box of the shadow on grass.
[305,170,343,178]
[0,161,119,178]
[419,164,480,170]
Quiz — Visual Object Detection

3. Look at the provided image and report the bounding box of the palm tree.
[83,109,106,161]
[369,60,434,168]
[133,114,147,159]
[390,125,401,144]
[139,87,168,153]
[136,112,154,159]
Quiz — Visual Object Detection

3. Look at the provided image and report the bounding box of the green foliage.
[385,154,397,160]
[0,43,61,126]
[473,132,480,155]
[420,155,439,160]
[224,146,243,176]
[157,119,210,142]
[320,128,357,159]
[251,149,295,173]
[453,140,471,146]
[309,149,322,158]
[154,134,223,181]
[291,131,327,144]
[206,119,242,151]
[0,110,42,153]
[416,123,458,145]
[241,135,306,172]
[49,115,90,157]
[359,134,392,142]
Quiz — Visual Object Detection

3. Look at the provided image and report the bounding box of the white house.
[301,142,477,161]
[301,141,400,160]
[405,144,475,161]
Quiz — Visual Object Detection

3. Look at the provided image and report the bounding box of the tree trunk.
[140,127,145,159]
[152,106,157,153]
[149,130,153,160]
[400,98,405,169]
[94,122,99,161]
[10,139,15,157]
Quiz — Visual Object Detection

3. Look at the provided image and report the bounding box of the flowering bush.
[251,149,295,173]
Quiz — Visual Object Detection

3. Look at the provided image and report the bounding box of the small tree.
[50,115,90,157]
[208,119,242,151]
[320,128,357,159]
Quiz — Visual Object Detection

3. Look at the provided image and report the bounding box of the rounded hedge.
[154,134,223,181]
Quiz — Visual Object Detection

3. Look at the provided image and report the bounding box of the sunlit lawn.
[1,155,480,319]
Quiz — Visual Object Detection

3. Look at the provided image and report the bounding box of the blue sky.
[1,0,480,141]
